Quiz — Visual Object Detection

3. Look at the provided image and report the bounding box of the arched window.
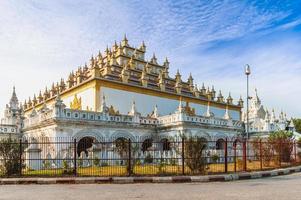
[142,139,152,152]
[216,138,225,150]
[161,138,171,151]
[77,137,95,157]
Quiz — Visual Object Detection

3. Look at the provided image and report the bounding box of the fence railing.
[0,137,299,177]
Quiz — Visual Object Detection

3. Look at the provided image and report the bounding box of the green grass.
[19,161,282,177]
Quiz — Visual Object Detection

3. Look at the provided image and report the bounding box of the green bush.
[184,137,207,174]
[0,138,23,176]
[93,157,100,167]
[211,154,219,163]
[144,153,153,164]
[43,160,51,169]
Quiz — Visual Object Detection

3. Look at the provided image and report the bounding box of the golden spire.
[226,92,233,104]
[70,94,82,110]
[139,41,146,51]
[150,53,158,65]
[121,34,129,46]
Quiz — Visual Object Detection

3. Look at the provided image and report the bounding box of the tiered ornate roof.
[23,35,243,112]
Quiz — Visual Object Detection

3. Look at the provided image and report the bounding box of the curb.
[0,166,300,185]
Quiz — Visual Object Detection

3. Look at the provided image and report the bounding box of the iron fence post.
[259,139,263,170]
[19,139,22,176]
[243,140,247,171]
[128,139,132,176]
[234,142,237,172]
[294,141,297,164]
[181,137,185,175]
[224,139,228,173]
[73,138,77,176]
[279,140,282,168]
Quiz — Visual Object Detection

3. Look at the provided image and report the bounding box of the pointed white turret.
[9,86,19,110]
[264,109,270,122]
[223,105,231,120]
[270,109,276,122]
[205,102,213,117]
[129,101,138,116]
[288,118,295,131]
[152,105,159,118]
[100,94,108,113]
[177,97,184,113]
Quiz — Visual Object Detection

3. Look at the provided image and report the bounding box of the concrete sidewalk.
[0,165,300,185]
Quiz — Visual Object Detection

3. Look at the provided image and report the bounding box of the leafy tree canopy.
[293,118,301,133]
[269,130,293,141]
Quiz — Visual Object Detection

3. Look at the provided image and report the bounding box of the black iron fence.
[0,136,299,177]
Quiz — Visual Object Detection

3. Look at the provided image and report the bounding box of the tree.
[268,131,294,163]
[293,118,301,133]
[0,139,23,176]
[183,137,207,174]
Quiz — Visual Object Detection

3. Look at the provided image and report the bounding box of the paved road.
[0,173,301,200]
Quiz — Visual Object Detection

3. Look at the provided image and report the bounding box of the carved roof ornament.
[105,45,110,58]
[38,91,43,102]
[226,92,233,105]
[110,53,118,66]
[188,73,194,91]
[89,55,95,68]
[43,87,49,100]
[206,87,212,100]
[200,83,206,96]
[238,95,244,107]
[128,56,135,69]
[70,94,82,110]
[184,102,196,116]
[23,100,27,110]
[150,53,158,65]
[97,51,103,60]
[139,41,146,52]
[217,90,224,103]
[109,105,119,115]
[163,57,169,68]
[265,109,270,121]
[158,71,165,91]
[121,63,130,83]
[132,49,138,59]
[141,67,148,87]
[211,86,216,99]
[145,62,152,73]
[175,69,181,82]
[113,40,118,52]
[193,84,200,98]
[121,34,129,47]
[32,94,37,106]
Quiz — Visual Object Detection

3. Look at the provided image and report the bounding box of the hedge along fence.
[0,136,300,177]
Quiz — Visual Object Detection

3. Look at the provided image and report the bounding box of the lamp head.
[245,64,251,75]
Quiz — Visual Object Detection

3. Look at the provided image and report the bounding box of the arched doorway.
[142,139,153,152]
[161,138,171,151]
[77,137,95,157]
[216,138,225,150]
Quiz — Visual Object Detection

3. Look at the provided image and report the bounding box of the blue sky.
[0,0,300,117]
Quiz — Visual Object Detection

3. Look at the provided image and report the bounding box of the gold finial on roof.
[70,94,82,110]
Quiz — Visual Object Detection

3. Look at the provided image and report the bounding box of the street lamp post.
[245,64,251,139]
